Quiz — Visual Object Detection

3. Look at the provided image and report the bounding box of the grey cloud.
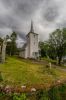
[0,0,43,35]
[44,6,58,22]
[2,0,43,18]
[42,0,59,22]
[0,0,66,42]
[56,20,66,29]
[18,32,26,40]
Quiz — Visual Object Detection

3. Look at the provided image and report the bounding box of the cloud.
[0,0,66,43]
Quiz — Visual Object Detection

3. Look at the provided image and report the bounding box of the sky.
[0,0,66,45]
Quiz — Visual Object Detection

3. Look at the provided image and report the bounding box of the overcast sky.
[0,0,66,45]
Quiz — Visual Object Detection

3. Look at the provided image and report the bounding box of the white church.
[19,22,40,59]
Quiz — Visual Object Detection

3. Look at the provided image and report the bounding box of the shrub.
[12,93,27,100]
[48,86,61,100]
[0,72,3,82]
[59,83,66,100]
[36,90,49,100]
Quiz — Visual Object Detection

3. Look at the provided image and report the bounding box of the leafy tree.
[0,37,3,43]
[39,42,46,57]
[49,28,66,65]
[39,41,49,57]
[6,32,17,56]
[6,41,11,55]
[6,35,10,40]
[39,41,56,60]
[10,32,17,56]
[11,32,17,41]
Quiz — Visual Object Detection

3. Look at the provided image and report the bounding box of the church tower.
[19,21,39,59]
[26,21,39,59]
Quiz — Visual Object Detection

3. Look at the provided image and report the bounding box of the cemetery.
[0,32,66,95]
[0,56,66,86]
[0,56,66,99]
[0,28,66,100]
[0,27,66,100]
[0,0,66,99]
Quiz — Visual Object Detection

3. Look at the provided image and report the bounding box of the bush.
[59,83,66,100]
[0,72,3,82]
[12,93,27,100]
[36,90,49,100]
[48,86,61,100]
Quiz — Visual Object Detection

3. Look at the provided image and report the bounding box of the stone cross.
[2,38,6,63]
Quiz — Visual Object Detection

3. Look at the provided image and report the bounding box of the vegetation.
[0,92,27,100]
[39,41,48,57]
[12,93,27,100]
[39,28,66,65]
[49,29,66,65]
[0,56,66,86]
[36,83,66,100]
[36,89,49,100]
[0,72,3,82]
[0,83,66,100]
[0,28,66,99]
[6,32,17,56]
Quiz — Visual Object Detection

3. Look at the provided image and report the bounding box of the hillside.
[0,57,66,88]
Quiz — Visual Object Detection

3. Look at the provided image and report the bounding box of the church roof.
[26,21,38,37]
[22,43,27,49]
[19,43,27,51]
[30,21,34,33]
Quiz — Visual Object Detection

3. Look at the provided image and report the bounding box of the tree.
[6,35,11,55]
[6,32,17,56]
[39,42,46,57]
[49,29,66,65]
[11,32,17,41]
[10,32,17,56]
[39,41,50,57]
[6,41,11,55]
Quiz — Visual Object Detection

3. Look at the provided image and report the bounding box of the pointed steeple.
[30,21,34,33]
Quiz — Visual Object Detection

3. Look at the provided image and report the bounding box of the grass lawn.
[0,57,66,87]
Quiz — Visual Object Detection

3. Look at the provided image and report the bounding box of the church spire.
[30,21,34,33]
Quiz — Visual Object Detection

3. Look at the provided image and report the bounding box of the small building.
[19,22,40,59]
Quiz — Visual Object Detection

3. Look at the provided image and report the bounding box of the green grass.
[0,57,66,86]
